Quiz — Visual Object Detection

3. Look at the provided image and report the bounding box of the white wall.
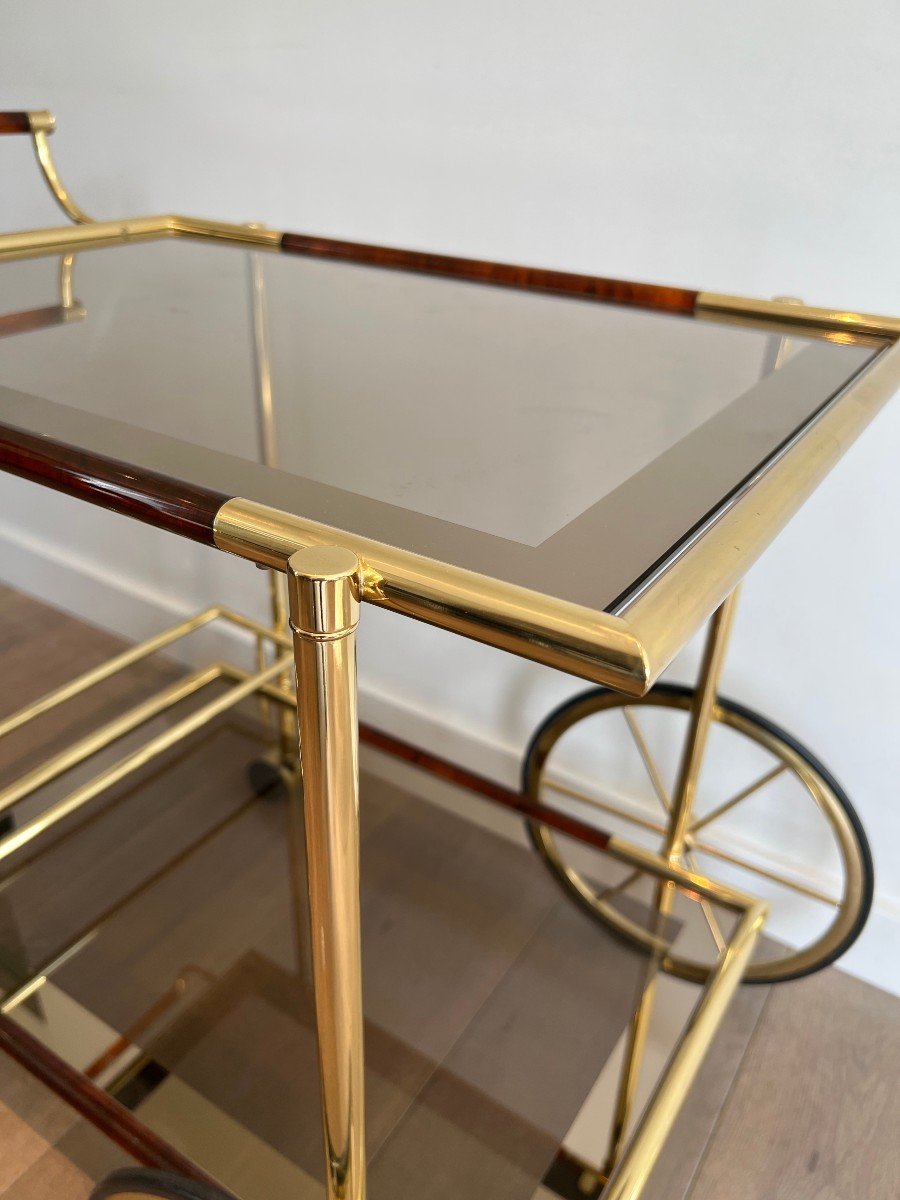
[2,1,899,991]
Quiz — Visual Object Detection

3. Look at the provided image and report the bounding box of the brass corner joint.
[215,498,652,696]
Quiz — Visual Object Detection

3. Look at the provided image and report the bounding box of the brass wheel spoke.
[544,778,668,838]
[529,680,868,985]
[622,708,672,815]
[690,838,841,907]
[690,763,788,834]
[684,851,727,953]
[597,868,644,904]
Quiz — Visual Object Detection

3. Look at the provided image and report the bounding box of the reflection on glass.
[0,252,84,338]
[0,709,726,1200]
[0,239,862,545]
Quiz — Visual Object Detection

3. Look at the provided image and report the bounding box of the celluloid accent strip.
[359,723,613,851]
[280,231,700,314]
[0,112,32,135]
[0,422,230,544]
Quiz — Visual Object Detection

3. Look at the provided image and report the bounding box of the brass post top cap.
[287,545,361,638]
[288,544,360,582]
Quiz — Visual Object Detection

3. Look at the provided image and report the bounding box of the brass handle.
[0,110,55,135]
[0,109,90,224]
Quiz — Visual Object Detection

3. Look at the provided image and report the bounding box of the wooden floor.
[689,968,900,1200]
[0,1052,133,1200]
[0,584,898,1200]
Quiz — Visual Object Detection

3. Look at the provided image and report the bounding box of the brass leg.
[640,590,740,1003]
[247,245,296,771]
[664,588,740,861]
[600,878,764,1200]
[287,546,366,1200]
[270,569,297,770]
[599,899,669,1183]
[600,587,743,1180]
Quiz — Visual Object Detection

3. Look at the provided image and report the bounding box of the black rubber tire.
[90,1168,234,1200]
[523,681,875,983]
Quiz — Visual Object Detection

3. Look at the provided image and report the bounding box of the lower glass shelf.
[0,708,759,1200]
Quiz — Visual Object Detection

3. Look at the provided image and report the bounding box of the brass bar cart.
[0,110,896,1200]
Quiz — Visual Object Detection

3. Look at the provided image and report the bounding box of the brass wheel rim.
[524,689,868,985]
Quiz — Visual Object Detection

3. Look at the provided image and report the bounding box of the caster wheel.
[91,1168,233,1200]
[246,756,297,800]
[523,683,873,985]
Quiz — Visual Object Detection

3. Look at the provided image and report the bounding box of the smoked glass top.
[0,238,880,609]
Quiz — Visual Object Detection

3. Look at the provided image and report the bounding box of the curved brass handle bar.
[26,111,92,225]
[1,109,92,224]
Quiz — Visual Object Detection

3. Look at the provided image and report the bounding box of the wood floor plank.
[639,982,770,1200]
[688,969,900,1200]
[0,1050,81,1192]
[0,1105,57,1195]
[369,899,649,1200]
[0,1144,94,1200]
[0,1047,134,1198]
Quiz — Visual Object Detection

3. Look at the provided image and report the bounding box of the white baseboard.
[0,519,199,644]
[2,522,898,997]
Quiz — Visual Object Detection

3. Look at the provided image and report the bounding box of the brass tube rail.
[1,932,98,1016]
[0,604,290,743]
[0,654,292,865]
[0,664,223,815]
[0,602,295,877]
[0,606,222,739]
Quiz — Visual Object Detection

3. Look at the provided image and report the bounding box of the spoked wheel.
[90,1168,234,1200]
[246,754,297,800]
[523,683,873,985]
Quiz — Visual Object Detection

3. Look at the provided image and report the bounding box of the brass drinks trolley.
[0,111,895,1200]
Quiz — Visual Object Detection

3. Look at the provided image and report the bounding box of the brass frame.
[1,109,896,1200]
